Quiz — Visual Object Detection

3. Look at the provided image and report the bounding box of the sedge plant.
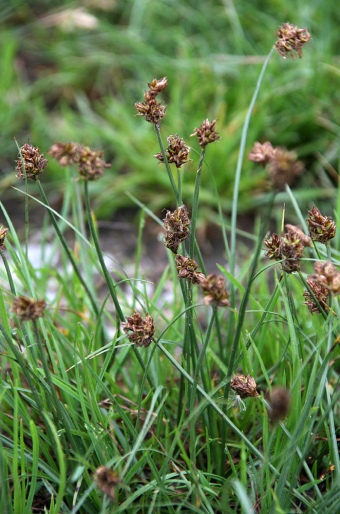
[1,21,340,514]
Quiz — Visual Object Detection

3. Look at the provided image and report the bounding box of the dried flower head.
[74,145,110,180]
[93,466,119,502]
[175,254,205,284]
[147,77,168,97]
[49,142,110,180]
[248,142,303,189]
[266,387,290,424]
[122,310,155,348]
[49,142,79,166]
[163,205,191,254]
[135,98,167,125]
[309,261,340,297]
[303,260,340,314]
[264,228,306,273]
[285,224,312,247]
[15,143,48,181]
[135,77,168,124]
[198,274,230,307]
[230,375,259,399]
[191,119,220,149]
[0,226,9,250]
[267,147,304,190]
[248,141,276,167]
[12,296,46,322]
[275,22,311,59]
[307,206,336,244]
[304,269,330,314]
[154,134,190,168]
[280,231,305,273]
[315,261,340,293]
[264,233,282,261]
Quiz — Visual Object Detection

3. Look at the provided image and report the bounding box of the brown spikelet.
[230,375,259,399]
[122,310,155,348]
[93,466,119,502]
[275,23,311,59]
[15,143,48,181]
[12,296,46,322]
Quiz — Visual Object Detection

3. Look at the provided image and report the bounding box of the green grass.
[1,5,340,513]
[1,0,340,216]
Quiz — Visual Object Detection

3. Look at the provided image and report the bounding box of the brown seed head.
[275,22,311,59]
[147,77,168,97]
[49,142,110,180]
[311,261,340,296]
[163,205,191,254]
[175,254,205,284]
[12,296,46,322]
[307,206,336,244]
[268,147,304,190]
[285,224,312,247]
[248,141,276,167]
[266,387,290,423]
[0,226,9,250]
[73,145,110,180]
[264,233,283,262]
[280,230,305,273]
[49,142,79,166]
[230,374,259,399]
[154,134,190,168]
[304,274,330,314]
[93,466,119,502]
[264,228,306,273]
[191,119,220,149]
[15,143,48,181]
[135,77,168,124]
[134,98,167,124]
[198,274,230,307]
[122,310,155,348]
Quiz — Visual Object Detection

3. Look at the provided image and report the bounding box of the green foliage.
[1,4,340,513]
[1,0,340,215]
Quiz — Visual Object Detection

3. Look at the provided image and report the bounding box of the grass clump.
[1,0,339,217]
[1,21,340,514]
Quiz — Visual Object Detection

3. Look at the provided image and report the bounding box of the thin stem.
[34,320,78,454]
[220,189,276,474]
[177,168,183,206]
[24,178,29,260]
[229,47,275,279]
[0,250,17,296]
[83,181,125,323]
[189,149,206,259]
[36,180,100,319]
[154,123,180,205]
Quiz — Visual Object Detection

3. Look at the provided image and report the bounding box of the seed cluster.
[49,142,110,180]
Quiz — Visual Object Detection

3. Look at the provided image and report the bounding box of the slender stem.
[225,47,275,386]
[0,323,40,405]
[229,47,274,279]
[219,190,276,474]
[83,181,125,323]
[36,180,100,318]
[34,320,78,454]
[189,149,205,258]
[25,178,29,259]
[154,123,180,205]
[177,168,182,206]
[0,250,17,296]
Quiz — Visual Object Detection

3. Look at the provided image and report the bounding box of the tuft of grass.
[1,16,340,514]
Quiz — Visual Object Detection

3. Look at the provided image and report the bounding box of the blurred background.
[1,0,339,225]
